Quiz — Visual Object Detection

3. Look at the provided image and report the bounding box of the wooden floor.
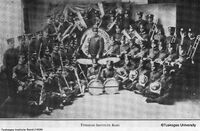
[1,90,200,119]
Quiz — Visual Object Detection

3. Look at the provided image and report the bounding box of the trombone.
[187,35,200,64]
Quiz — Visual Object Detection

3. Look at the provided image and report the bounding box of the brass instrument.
[58,49,70,90]
[106,19,117,32]
[187,35,200,64]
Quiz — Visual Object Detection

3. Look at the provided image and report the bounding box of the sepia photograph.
[0,0,200,120]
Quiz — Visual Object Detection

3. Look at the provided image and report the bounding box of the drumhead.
[88,80,104,95]
[88,80,104,88]
[98,57,120,65]
[104,78,119,87]
[77,58,93,65]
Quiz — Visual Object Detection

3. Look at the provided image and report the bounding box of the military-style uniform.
[88,27,105,58]
[87,66,101,81]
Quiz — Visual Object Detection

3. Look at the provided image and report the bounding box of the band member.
[29,52,41,78]
[101,60,116,81]
[165,27,177,49]
[134,59,151,94]
[153,25,165,43]
[108,25,122,56]
[41,47,53,74]
[147,40,160,61]
[135,12,147,31]
[123,10,133,30]
[187,28,196,59]
[51,44,61,70]
[87,61,101,81]
[155,42,168,63]
[146,14,155,33]
[12,54,30,99]
[17,35,28,56]
[88,25,105,59]
[137,23,149,46]
[146,65,175,104]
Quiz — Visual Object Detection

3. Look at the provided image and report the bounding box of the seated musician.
[146,65,175,105]
[12,54,29,96]
[154,42,168,64]
[143,61,163,98]
[134,59,151,94]
[137,23,150,48]
[87,61,101,81]
[153,25,165,43]
[164,43,178,64]
[147,40,159,61]
[101,60,116,81]
[88,25,105,59]
[101,60,118,93]
[165,26,177,50]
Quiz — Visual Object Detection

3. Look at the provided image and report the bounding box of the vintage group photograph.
[0,0,200,119]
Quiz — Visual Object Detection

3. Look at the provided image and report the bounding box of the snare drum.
[77,58,93,65]
[88,79,104,95]
[98,57,120,65]
[104,78,119,94]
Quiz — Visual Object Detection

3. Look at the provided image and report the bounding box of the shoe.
[146,98,154,103]
[59,103,64,109]
[43,108,51,115]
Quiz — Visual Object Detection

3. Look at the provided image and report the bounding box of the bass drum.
[88,79,104,95]
[104,78,119,94]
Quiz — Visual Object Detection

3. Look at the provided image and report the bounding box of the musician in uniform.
[109,25,122,56]
[87,61,101,81]
[101,60,116,81]
[17,35,28,56]
[146,65,175,104]
[88,25,105,59]
[146,14,155,34]
[143,61,163,98]
[165,27,177,50]
[123,10,133,30]
[51,44,61,70]
[2,38,19,102]
[134,59,151,94]
[147,40,160,61]
[137,23,150,48]
[44,16,57,52]
[135,12,147,31]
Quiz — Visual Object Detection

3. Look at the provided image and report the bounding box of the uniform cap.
[7,38,14,44]
[137,12,143,16]
[147,14,154,18]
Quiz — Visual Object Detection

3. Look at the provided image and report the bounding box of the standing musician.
[154,41,168,64]
[88,25,105,59]
[146,14,155,34]
[2,38,19,101]
[108,25,123,56]
[51,44,61,71]
[123,10,133,30]
[135,12,147,31]
[187,28,196,59]
[17,35,28,57]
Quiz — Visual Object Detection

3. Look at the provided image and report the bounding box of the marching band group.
[0,5,200,116]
